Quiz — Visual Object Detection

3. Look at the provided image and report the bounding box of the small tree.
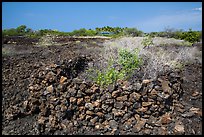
[16,25,27,35]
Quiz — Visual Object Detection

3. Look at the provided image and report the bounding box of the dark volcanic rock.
[2,38,201,135]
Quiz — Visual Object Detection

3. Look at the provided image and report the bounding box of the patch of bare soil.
[2,36,202,135]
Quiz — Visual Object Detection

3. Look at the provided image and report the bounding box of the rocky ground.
[2,36,202,135]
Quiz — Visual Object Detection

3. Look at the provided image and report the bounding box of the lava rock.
[133,82,142,91]
[68,88,77,97]
[142,79,152,85]
[69,97,77,104]
[142,102,153,107]
[132,118,147,133]
[112,90,121,98]
[122,81,132,91]
[174,122,185,134]
[112,108,125,117]
[85,103,94,111]
[160,113,172,125]
[102,104,109,112]
[109,120,118,130]
[93,100,101,108]
[114,101,124,109]
[181,112,195,118]
[86,110,94,116]
[46,85,54,93]
[79,83,87,92]
[101,92,112,101]
[64,110,74,120]
[129,92,141,102]
[59,76,67,84]
[132,102,141,109]
[77,98,84,105]
[84,96,91,102]
[105,113,113,121]
[96,112,104,118]
[104,99,114,105]
[76,90,84,98]
[116,95,127,102]
[90,116,99,124]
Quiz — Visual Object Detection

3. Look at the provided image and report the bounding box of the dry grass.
[100,37,202,79]
[153,37,192,46]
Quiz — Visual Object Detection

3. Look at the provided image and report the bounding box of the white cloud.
[193,7,202,11]
[135,10,202,32]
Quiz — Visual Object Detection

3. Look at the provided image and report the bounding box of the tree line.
[2,25,144,37]
[2,25,202,43]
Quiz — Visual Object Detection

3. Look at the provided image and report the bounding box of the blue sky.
[2,2,202,33]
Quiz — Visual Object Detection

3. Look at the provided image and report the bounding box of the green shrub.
[118,48,142,74]
[123,28,143,37]
[69,28,97,36]
[2,28,19,36]
[2,25,35,37]
[16,25,27,34]
[92,58,124,87]
[92,48,142,87]
[141,35,154,47]
[155,28,201,44]
[149,32,158,37]
[182,29,201,43]
[94,66,124,87]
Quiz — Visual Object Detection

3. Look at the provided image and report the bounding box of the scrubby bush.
[155,28,202,44]
[92,48,142,87]
[118,48,142,74]
[2,25,71,38]
[69,28,97,36]
[2,25,145,38]
[85,29,97,36]
[149,32,158,37]
[2,25,36,37]
[123,28,143,37]
[181,29,201,43]
[2,28,19,36]
[141,35,154,48]
[102,36,202,80]
[94,65,124,87]
[95,26,144,38]
[16,25,27,34]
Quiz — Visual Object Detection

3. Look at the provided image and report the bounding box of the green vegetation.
[118,48,142,75]
[90,48,142,87]
[123,28,143,37]
[2,25,201,44]
[181,29,201,44]
[2,25,70,38]
[2,25,144,38]
[149,28,202,44]
[94,65,124,87]
[69,28,97,36]
[3,25,30,37]
[141,35,154,48]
